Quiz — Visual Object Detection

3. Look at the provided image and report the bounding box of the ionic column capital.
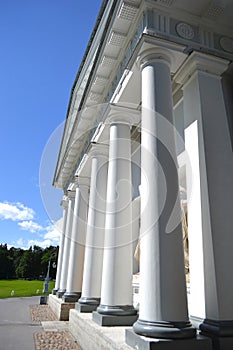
[174,51,229,86]
[104,103,140,126]
[67,188,76,199]
[60,195,69,208]
[74,176,90,188]
[87,143,109,159]
[137,47,174,70]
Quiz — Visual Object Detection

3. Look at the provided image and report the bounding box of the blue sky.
[0,0,102,249]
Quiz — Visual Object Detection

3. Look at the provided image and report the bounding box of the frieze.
[176,22,195,40]
[62,6,233,190]
[220,36,233,54]
[144,9,233,60]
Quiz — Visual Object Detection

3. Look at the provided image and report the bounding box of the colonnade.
[53,47,233,348]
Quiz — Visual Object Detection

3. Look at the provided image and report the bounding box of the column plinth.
[97,304,137,316]
[133,320,195,339]
[200,319,233,337]
[77,297,101,313]
[63,292,81,303]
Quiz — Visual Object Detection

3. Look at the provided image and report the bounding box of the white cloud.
[42,222,61,245]
[44,229,60,242]
[27,239,56,249]
[14,238,28,250]
[16,238,24,247]
[0,202,34,221]
[14,218,63,249]
[18,220,43,233]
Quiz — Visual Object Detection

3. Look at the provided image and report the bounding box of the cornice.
[54,0,233,190]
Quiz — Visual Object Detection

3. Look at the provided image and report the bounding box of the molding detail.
[89,92,102,102]
[108,31,126,46]
[157,0,174,7]
[118,2,138,22]
[94,76,108,86]
[174,52,229,86]
[101,55,116,67]
[204,3,224,21]
[220,36,233,53]
[176,22,195,40]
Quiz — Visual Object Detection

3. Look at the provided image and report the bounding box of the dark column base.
[133,319,196,339]
[125,329,212,350]
[62,292,81,303]
[52,288,58,295]
[56,289,66,298]
[97,304,137,316]
[93,311,138,326]
[94,304,138,326]
[200,319,233,350]
[200,319,233,337]
[40,295,48,305]
[76,297,100,313]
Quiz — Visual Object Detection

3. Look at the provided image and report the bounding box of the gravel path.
[30,304,82,350]
[30,305,58,322]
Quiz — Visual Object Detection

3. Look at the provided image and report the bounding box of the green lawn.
[0,280,55,299]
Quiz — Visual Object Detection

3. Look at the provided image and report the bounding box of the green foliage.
[41,246,58,280]
[0,279,55,299]
[0,244,58,280]
[0,244,14,279]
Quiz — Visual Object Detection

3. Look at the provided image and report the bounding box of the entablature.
[54,0,233,190]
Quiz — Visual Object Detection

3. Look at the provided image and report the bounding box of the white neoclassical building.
[50,1,233,349]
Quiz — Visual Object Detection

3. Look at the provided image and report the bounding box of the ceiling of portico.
[147,0,233,35]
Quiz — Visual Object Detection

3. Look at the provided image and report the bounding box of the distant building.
[51,1,233,349]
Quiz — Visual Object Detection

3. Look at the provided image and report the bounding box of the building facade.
[51,1,233,349]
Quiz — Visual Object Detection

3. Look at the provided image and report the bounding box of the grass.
[0,279,55,299]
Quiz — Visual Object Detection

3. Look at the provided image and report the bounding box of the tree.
[0,244,14,279]
[16,247,34,279]
[0,244,58,280]
[41,246,58,279]
[8,247,24,278]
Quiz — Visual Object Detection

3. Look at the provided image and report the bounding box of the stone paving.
[30,304,82,350]
[30,305,58,322]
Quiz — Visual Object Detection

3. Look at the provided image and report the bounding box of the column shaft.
[63,179,89,302]
[57,192,75,297]
[96,118,137,323]
[133,50,195,339]
[53,200,68,294]
[78,149,108,311]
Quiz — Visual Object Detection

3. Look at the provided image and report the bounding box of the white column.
[63,177,89,302]
[133,49,195,338]
[53,196,68,294]
[78,144,108,311]
[175,52,233,340]
[57,190,75,297]
[95,112,137,325]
